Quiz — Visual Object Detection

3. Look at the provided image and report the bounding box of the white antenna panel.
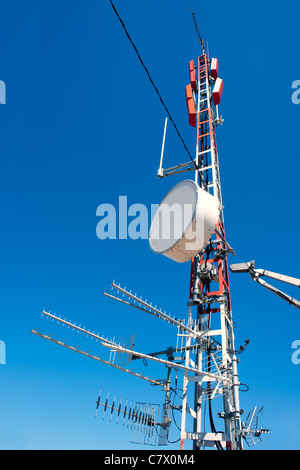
[149,180,219,263]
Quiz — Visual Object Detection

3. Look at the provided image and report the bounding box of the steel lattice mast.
[178,43,243,451]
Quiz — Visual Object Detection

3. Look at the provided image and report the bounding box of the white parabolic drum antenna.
[149,180,220,263]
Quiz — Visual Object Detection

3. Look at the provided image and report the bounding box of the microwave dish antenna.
[149,180,220,263]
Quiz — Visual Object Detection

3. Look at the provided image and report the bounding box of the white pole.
[158,118,168,177]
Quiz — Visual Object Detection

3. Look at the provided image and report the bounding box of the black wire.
[239,383,249,392]
[207,310,224,451]
[191,8,205,55]
[208,396,223,451]
[167,437,181,444]
[152,423,162,438]
[167,387,182,443]
[170,387,184,400]
[108,0,201,176]
[171,406,181,432]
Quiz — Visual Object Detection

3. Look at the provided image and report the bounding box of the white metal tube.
[255,269,300,287]
[158,117,168,177]
[180,305,193,450]
[101,340,227,382]
[31,329,164,387]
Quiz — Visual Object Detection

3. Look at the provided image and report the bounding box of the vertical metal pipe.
[180,305,193,450]
[158,118,168,177]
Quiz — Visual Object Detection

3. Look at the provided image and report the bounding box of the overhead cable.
[108,0,198,171]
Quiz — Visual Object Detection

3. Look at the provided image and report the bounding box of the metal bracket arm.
[230,261,300,310]
[253,276,300,310]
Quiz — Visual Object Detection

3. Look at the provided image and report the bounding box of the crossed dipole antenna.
[242,406,270,447]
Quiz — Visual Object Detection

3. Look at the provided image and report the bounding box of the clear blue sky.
[0,0,300,450]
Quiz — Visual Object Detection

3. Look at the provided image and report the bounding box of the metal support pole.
[180,305,193,450]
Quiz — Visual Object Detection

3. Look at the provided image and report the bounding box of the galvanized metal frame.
[179,50,243,451]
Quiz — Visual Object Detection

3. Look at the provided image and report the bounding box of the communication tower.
[154,24,243,450]
[32,8,269,450]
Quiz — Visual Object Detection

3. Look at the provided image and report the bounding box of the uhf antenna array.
[95,390,161,446]
[242,406,270,447]
[32,11,270,450]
